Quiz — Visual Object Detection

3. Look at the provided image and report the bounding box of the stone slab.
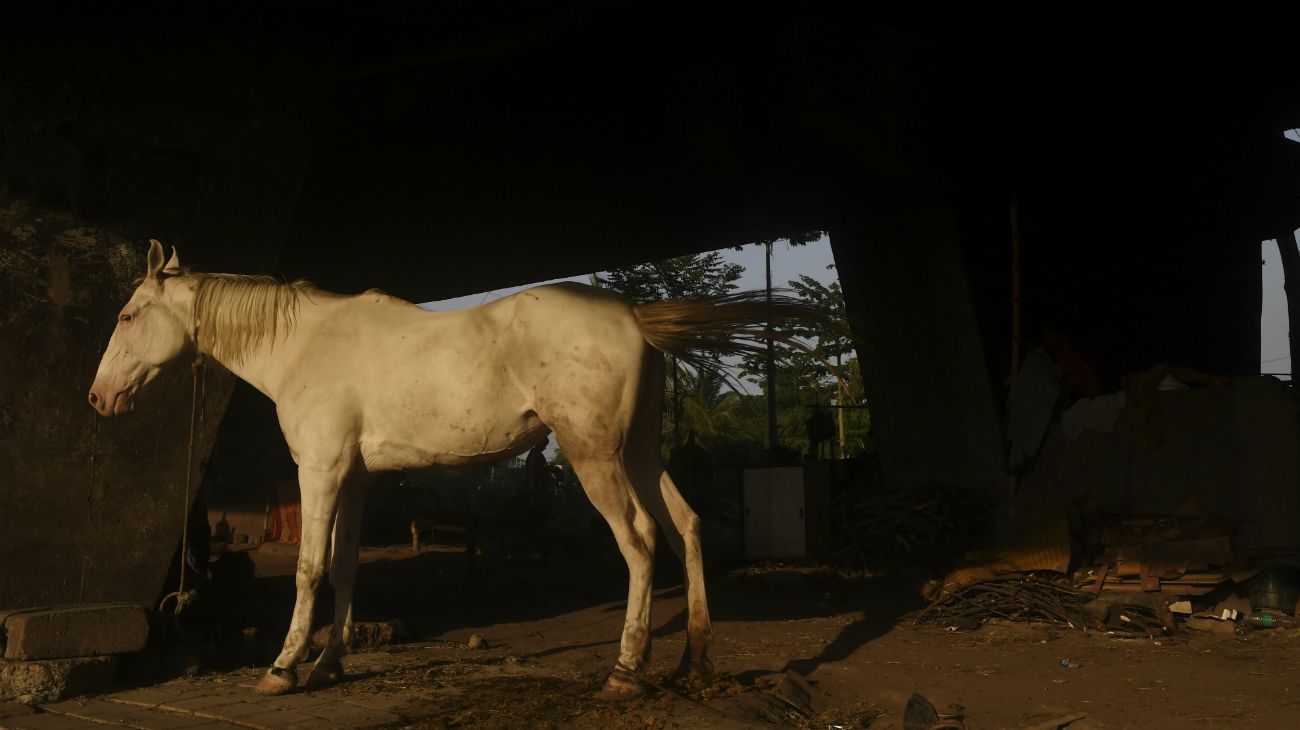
[236,709,320,729]
[0,702,36,720]
[114,712,216,730]
[0,711,109,729]
[0,656,117,703]
[39,696,143,725]
[2,604,148,661]
[102,707,215,730]
[307,706,403,728]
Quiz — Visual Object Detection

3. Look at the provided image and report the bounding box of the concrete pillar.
[832,199,1005,492]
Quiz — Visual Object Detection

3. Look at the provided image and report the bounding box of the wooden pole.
[765,241,779,454]
[1009,196,1022,497]
[1010,196,1022,384]
[836,352,846,458]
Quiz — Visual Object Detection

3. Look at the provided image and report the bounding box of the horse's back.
[333,283,651,469]
[481,283,648,400]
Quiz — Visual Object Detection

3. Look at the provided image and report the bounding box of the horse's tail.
[632,290,849,373]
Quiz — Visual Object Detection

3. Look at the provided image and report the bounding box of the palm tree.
[666,365,750,448]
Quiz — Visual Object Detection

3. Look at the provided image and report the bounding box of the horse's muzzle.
[87,385,133,416]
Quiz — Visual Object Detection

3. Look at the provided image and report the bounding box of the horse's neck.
[213,342,285,401]
[190,287,329,402]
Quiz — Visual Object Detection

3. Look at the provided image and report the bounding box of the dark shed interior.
[1,5,1296,609]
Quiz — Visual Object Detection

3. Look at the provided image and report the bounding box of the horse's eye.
[119,313,133,323]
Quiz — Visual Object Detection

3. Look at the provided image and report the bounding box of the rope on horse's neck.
[179,353,204,594]
[161,351,204,614]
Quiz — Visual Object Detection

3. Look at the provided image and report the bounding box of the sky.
[419,234,839,311]
[1261,233,1299,379]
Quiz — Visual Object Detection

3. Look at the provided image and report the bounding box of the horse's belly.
[360,412,548,471]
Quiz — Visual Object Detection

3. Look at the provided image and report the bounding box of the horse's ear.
[163,246,182,276]
[146,239,165,280]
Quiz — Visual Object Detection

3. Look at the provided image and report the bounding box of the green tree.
[599,251,745,449]
[740,270,868,458]
[671,366,750,446]
[599,241,869,461]
[597,251,743,304]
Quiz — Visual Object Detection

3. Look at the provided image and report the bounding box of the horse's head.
[88,240,193,416]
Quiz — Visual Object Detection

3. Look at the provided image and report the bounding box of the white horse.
[89,240,825,698]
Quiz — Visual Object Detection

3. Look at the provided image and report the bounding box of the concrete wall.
[0,12,333,608]
[1017,378,1300,557]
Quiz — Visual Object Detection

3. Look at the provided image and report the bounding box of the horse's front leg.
[307,479,368,688]
[255,463,344,695]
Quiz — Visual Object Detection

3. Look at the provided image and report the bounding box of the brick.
[3,711,112,729]
[103,684,193,708]
[293,719,356,730]
[40,696,141,723]
[255,693,335,712]
[190,702,272,720]
[0,656,117,703]
[236,709,319,729]
[338,693,413,712]
[113,710,217,729]
[308,706,403,728]
[2,604,148,661]
[161,693,249,713]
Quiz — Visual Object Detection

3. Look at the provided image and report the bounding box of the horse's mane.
[190,273,317,365]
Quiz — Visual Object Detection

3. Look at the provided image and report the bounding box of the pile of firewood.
[909,572,1100,630]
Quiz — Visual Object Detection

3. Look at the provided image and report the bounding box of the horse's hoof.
[254,666,298,695]
[673,656,715,680]
[594,667,646,701]
[306,659,344,688]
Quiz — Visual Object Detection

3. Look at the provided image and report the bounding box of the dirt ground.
[180,544,1300,729]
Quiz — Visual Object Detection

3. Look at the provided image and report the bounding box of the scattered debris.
[1184,615,1238,634]
[0,655,117,703]
[903,692,965,730]
[1238,612,1297,633]
[1021,713,1089,730]
[763,670,828,717]
[1078,512,1245,597]
[926,513,1071,601]
[715,690,795,725]
[1103,603,1168,637]
[310,620,406,652]
[912,573,1099,632]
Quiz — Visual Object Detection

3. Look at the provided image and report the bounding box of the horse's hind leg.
[628,453,714,679]
[308,477,368,688]
[625,356,713,679]
[562,452,657,699]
